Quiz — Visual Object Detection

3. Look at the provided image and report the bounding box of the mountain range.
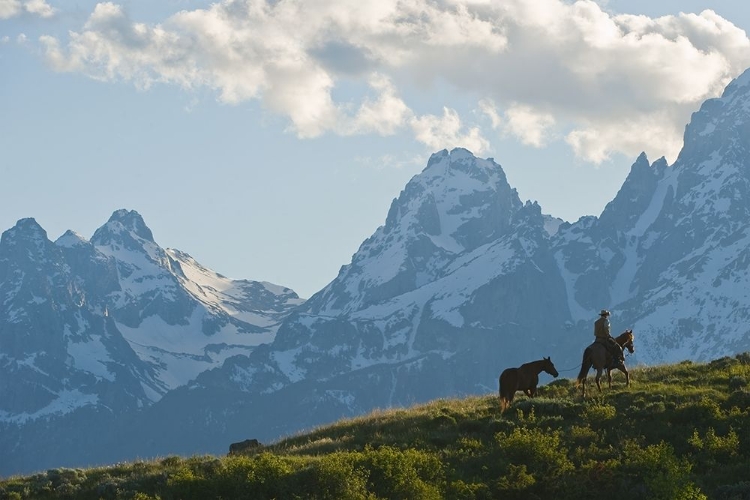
[3,69,750,476]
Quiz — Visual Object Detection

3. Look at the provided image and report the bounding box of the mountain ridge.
[4,68,750,475]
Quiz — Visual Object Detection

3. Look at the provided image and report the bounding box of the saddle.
[594,337,624,363]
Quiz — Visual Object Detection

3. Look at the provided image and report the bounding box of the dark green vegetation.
[3,354,750,500]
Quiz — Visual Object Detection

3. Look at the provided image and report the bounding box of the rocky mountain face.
[0,211,302,474]
[554,70,750,363]
[4,69,750,477]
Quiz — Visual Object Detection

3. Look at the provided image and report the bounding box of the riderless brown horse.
[577,329,635,398]
[499,357,559,412]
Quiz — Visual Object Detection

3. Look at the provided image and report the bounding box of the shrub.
[568,425,598,446]
[729,376,748,392]
[714,481,750,500]
[235,453,294,499]
[688,427,740,461]
[160,456,182,468]
[709,357,737,370]
[358,446,444,499]
[304,452,372,500]
[166,465,212,499]
[727,390,750,411]
[494,464,536,491]
[583,402,617,424]
[495,427,574,479]
[446,479,492,500]
[672,397,723,425]
[621,441,707,500]
[132,494,162,500]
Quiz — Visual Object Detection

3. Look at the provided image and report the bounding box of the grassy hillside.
[2,354,750,500]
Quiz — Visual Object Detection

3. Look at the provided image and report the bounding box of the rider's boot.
[608,338,624,364]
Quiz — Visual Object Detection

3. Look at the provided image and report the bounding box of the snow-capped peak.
[107,209,155,242]
[1,218,48,245]
[55,230,89,248]
[383,148,522,251]
[0,218,55,264]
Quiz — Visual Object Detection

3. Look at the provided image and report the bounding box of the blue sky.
[2,0,750,298]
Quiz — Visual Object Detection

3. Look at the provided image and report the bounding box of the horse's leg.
[607,368,613,388]
[577,348,593,398]
[621,366,630,387]
[499,376,505,410]
[595,367,603,392]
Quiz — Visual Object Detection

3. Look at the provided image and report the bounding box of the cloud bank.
[0,0,54,19]
[37,0,750,163]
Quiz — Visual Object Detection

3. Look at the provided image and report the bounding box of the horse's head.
[618,329,635,354]
[543,356,559,378]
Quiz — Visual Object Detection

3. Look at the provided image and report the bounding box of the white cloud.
[0,0,54,19]
[479,99,502,130]
[566,111,685,164]
[503,104,556,148]
[410,107,490,154]
[0,0,21,19]
[35,0,750,162]
[348,74,411,136]
[24,0,53,17]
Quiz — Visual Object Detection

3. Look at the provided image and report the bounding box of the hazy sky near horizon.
[2,0,750,298]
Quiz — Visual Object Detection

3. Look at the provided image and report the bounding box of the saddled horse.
[577,329,635,398]
[499,357,559,412]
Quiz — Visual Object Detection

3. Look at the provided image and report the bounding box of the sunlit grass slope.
[2,354,750,499]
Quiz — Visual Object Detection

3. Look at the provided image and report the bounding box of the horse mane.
[520,359,544,368]
[615,329,634,344]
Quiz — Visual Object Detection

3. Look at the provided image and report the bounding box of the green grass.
[2,353,750,499]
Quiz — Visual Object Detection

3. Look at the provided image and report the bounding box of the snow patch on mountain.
[0,389,99,425]
[168,249,303,327]
[65,334,115,382]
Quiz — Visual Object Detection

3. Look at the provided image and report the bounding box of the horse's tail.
[498,371,509,412]
[577,347,592,386]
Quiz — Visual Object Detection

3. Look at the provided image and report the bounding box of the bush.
[621,441,707,500]
[714,481,750,500]
[446,479,492,500]
[160,456,182,467]
[495,427,574,479]
[583,402,617,424]
[308,452,372,500]
[222,453,294,499]
[729,376,748,391]
[358,446,444,499]
[727,390,750,411]
[688,427,740,461]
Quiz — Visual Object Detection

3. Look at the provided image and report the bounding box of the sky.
[2,0,750,298]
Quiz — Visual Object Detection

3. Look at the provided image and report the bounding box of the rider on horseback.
[594,310,624,363]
